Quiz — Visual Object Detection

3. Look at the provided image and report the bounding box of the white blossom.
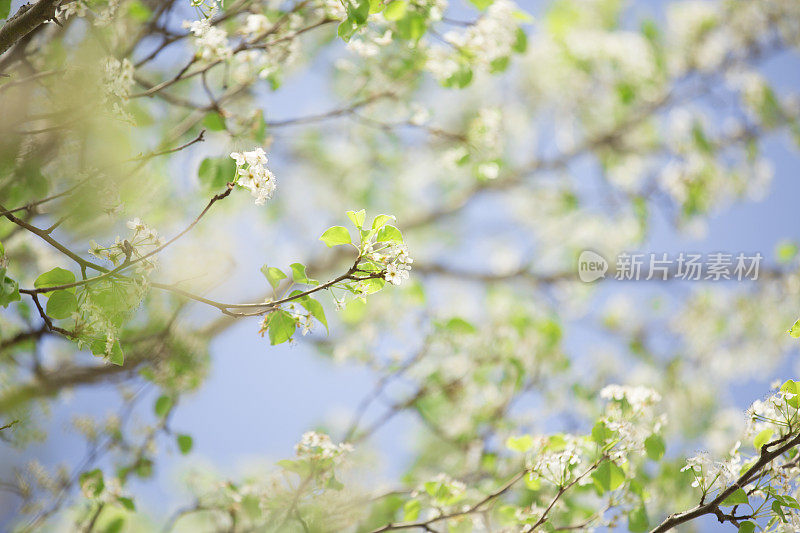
[184,18,232,62]
[294,431,353,460]
[230,148,277,205]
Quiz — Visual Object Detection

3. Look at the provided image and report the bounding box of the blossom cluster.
[184,18,232,62]
[55,0,87,21]
[346,30,393,58]
[102,57,134,101]
[294,431,353,461]
[427,0,522,81]
[89,218,163,272]
[680,442,743,492]
[230,148,277,205]
[599,384,662,409]
[746,386,799,436]
[599,384,666,461]
[364,242,413,285]
[286,302,314,336]
[528,435,586,485]
[231,12,302,84]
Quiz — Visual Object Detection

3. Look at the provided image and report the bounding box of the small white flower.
[241,14,270,37]
[230,148,277,205]
[126,218,146,232]
[183,18,232,62]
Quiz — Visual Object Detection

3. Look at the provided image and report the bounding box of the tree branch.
[650,431,800,532]
[0,0,59,58]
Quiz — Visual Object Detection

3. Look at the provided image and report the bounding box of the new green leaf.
[46,290,78,319]
[268,310,296,345]
[320,226,351,247]
[155,395,173,418]
[261,266,287,290]
[592,460,625,493]
[34,267,75,294]
[177,434,193,455]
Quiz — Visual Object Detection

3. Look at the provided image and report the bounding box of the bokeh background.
[1,0,800,530]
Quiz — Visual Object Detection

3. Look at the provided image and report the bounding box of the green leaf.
[107,341,124,366]
[789,319,800,339]
[132,457,154,479]
[780,379,800,407]
[776,241,799,264]
[106,517,125,533]
[628,504,649,533]
[277,459,311,476]
[356,277,385,295]
[34,267,75,294]
[372,214,396,230]
[443,317,477,334]
[320,226,351,247]
[268,310,296,345]
[290,263,318,285]
[443,66,473,89]
[738,521,756,533]
[202,112,226,131]
[298,296,328,333]
[780,495,800,509]
[384,0,407,20]
[261,266,287,290]
[376,225,403,243]
[591,421,615,445]
[242,494,261,519]
[337,17,359,41]
[346,209,366,228]
[512,27,528,53]
[505,435,534,453]
[368,0,384,14]
[592,461,625,493]
[177,434,193,455]
[644,434,666,461]
[754,428,774,450]
[117,496,136,511]
[127,0,151,22]
[348,0,370,24]
[396,12,426,41]
[46,290,77,319]
[80,469,105,498]
[154,395,173,418]
[490,56,510,73]
[722,488,749,506]
[403,499,420,521]
[0,0,10,20]
[524,474,541,491]
[468,0,492,8]
[198,157,236,190]
[773,500,787,522]
[0,268,20,308]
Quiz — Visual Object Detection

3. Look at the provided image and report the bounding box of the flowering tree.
[1,0,800,531]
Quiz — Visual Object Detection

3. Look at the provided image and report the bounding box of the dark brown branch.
[265,92,394,128]
[126,129,205,162]
[19,182,236,294]
[0,0,59,58]
[650,431,800,532]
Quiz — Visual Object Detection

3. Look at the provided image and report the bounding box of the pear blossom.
[184,18,232,62]
[230,147,277,205]
[294,431,352,460]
